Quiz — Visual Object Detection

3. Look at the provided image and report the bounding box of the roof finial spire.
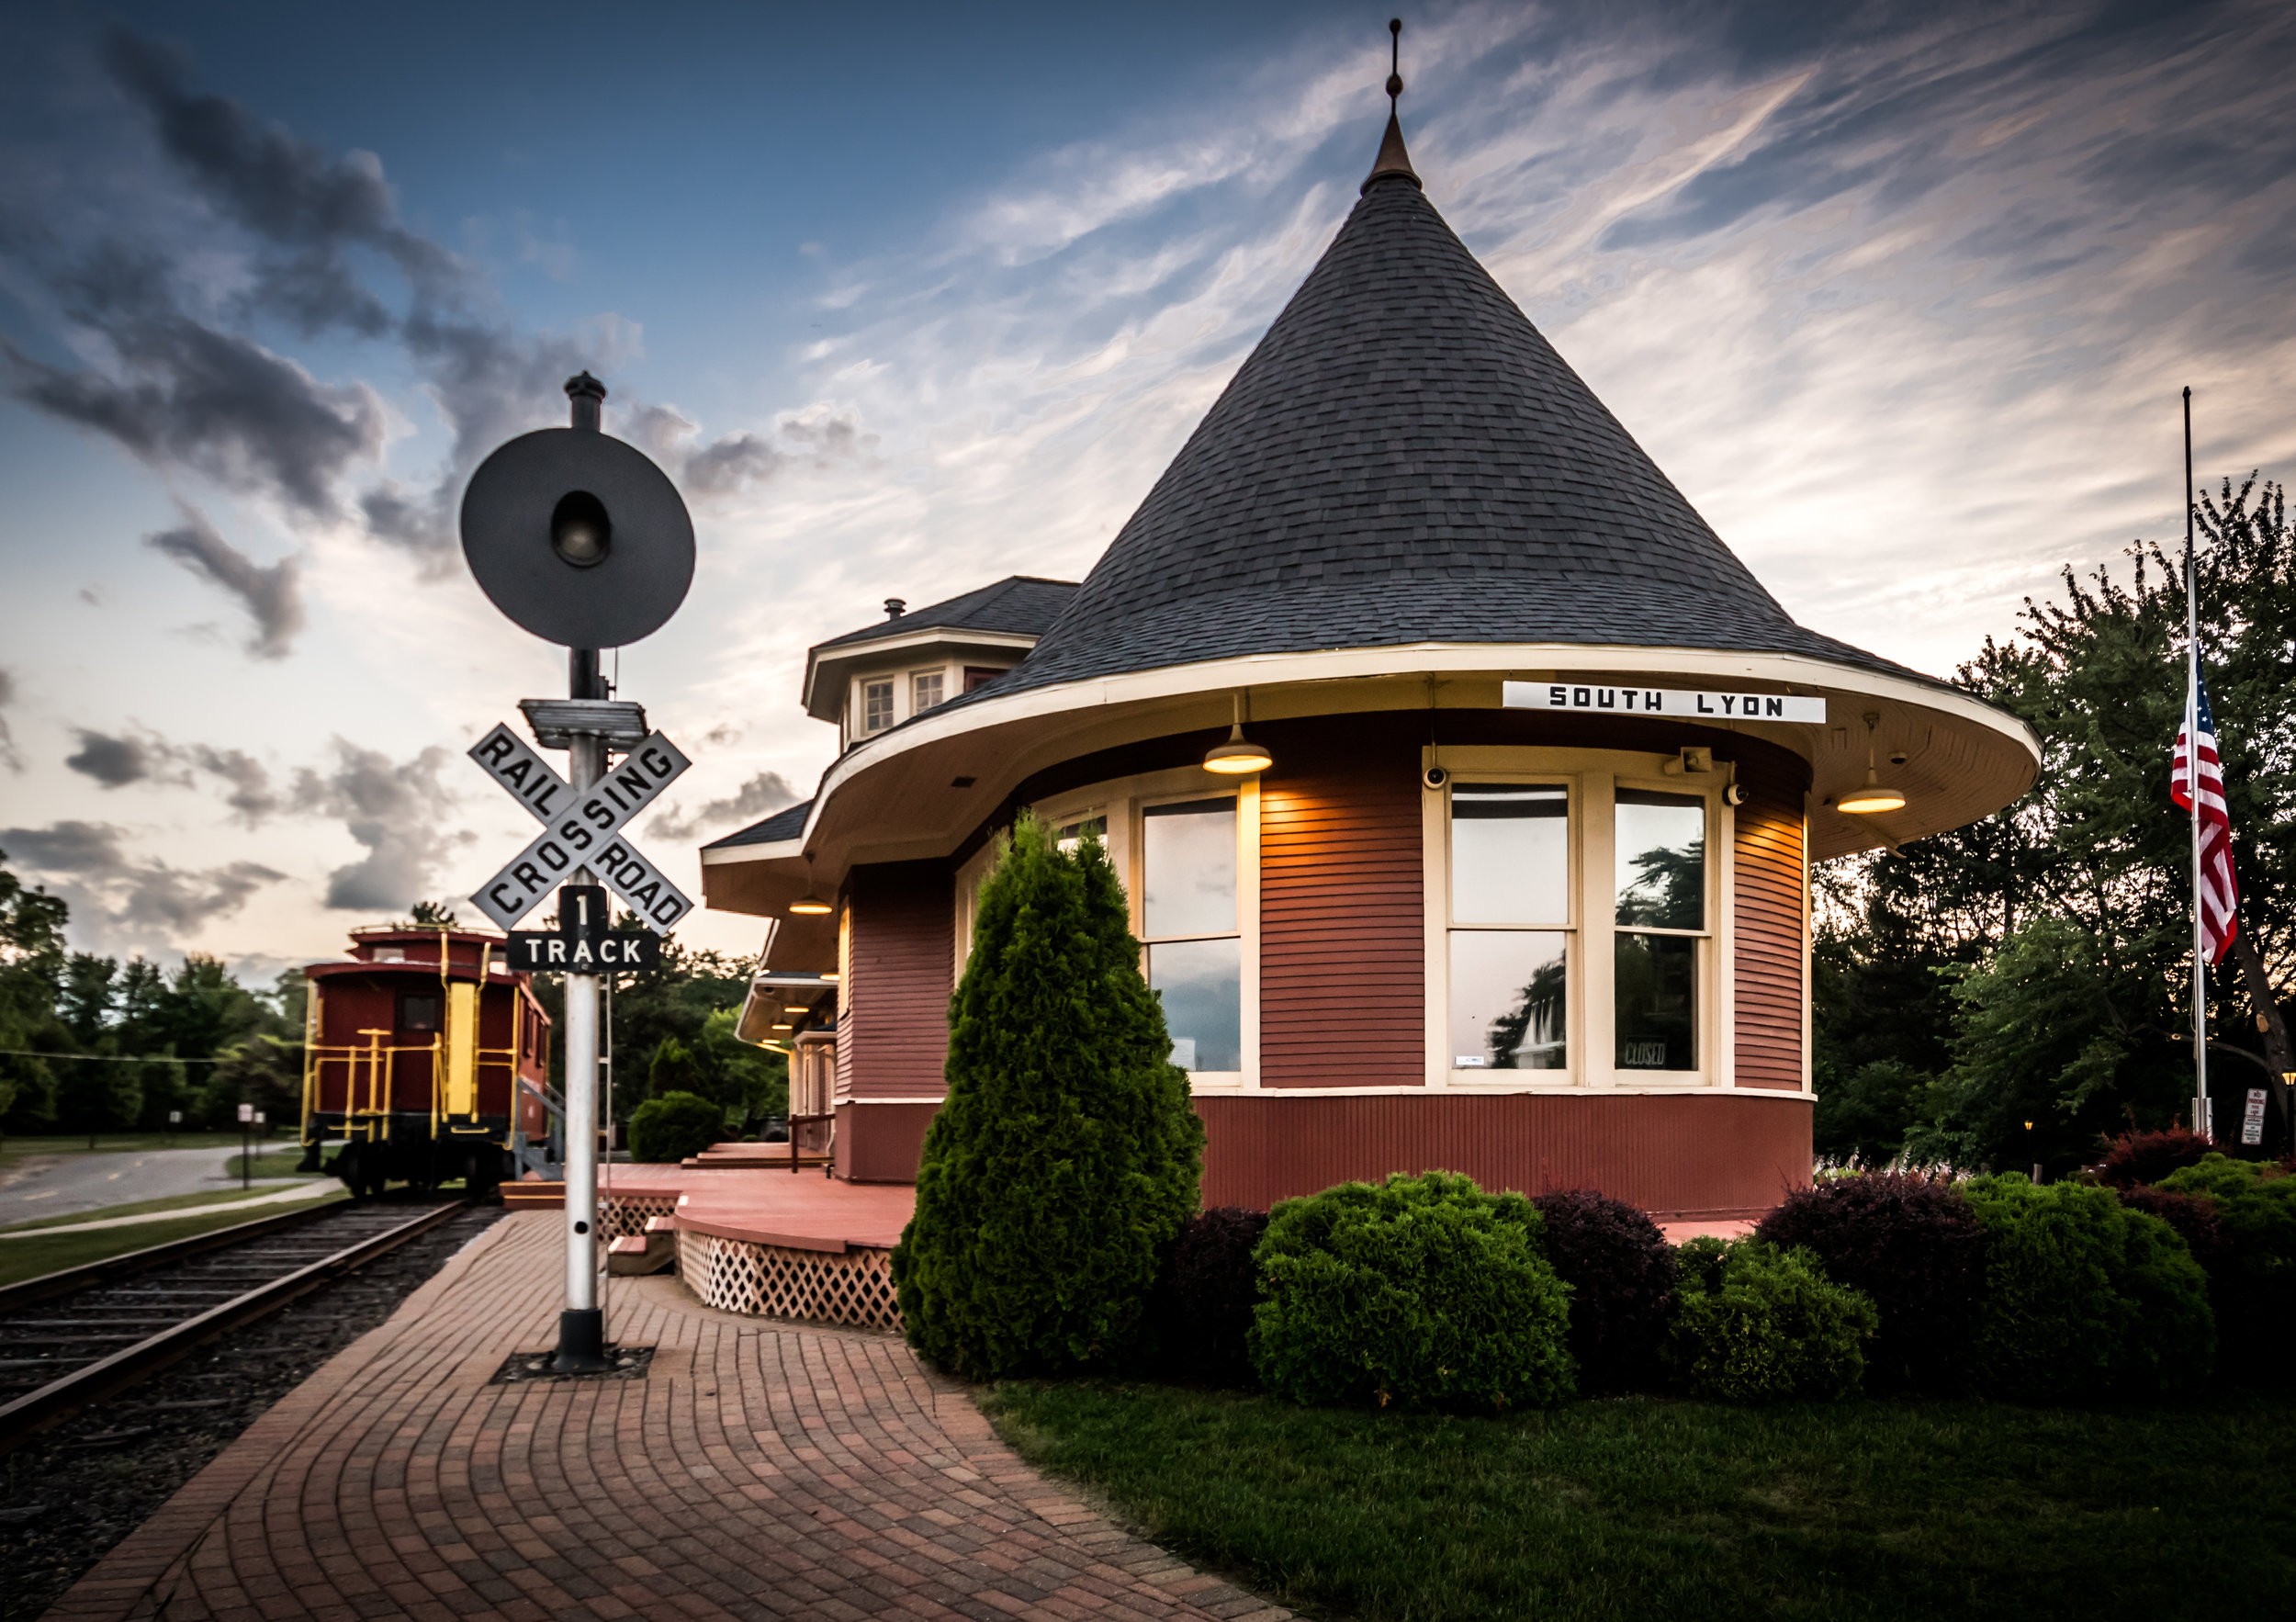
[1363,17,1422,195]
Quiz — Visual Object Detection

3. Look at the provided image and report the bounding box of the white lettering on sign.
[468,731,693,929]
[468,723,572,821]
[1503,681,1827,725]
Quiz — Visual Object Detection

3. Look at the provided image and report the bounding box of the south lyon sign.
[1503,681,1828,725]
[467,727,696,931]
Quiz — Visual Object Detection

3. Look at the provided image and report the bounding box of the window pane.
[1055,813,1106,854]
[1448,930,1567,1071]
[1615,789,1705,929]
[1150,937,1241,1071]
[1615,932,1696,1070]
[912,671,945,712]
[1451,783,1569,925]
[1143,797,1236,938]
[862,681,894,733]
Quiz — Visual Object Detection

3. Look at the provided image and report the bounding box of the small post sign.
[506,884,665,974]
[2242,1087,2267,1147]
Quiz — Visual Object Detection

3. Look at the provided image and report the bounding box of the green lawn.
[984,1380,2296,1622]
[0,1132,250,1167]
[223,1148,315,1180]
[0,1187,347,1289]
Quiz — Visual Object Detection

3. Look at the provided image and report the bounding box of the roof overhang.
[704,641,2040,966]
[801,628,1042,721]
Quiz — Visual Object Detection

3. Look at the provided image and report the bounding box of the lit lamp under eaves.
[788,856,834,915]
[1837,711,1908,815]
[1202,693,1274,775]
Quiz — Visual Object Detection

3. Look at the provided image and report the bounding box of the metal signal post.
[459,369,695,1377]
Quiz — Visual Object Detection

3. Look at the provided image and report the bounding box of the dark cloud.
[1,243,384,518]
[189,745,279,825]
[65,728,168,788]
[630,402,875,501]
[99,28,462,315]
[0,818,281,935]
[144,503,303,658]
[291,740,468,910]
[648,771,801,840]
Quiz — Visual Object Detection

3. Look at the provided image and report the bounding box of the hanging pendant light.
[1837,712,1908,815]
[1202,692,1274,775]
[788,854,834,916]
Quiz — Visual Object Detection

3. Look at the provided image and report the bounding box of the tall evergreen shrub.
[1251,1171,1575,1413]
[1753,1172,1986,1391]
[1963,1174,2213,1402]
[893,813,1203,1377]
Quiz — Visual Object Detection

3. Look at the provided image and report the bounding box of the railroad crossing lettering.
[505,885,664,973]
[467,719,697,931]
[467,723,573,821]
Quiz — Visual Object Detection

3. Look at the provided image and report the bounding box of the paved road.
[0,1144,323,1223]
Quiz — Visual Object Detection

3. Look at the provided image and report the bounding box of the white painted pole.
[2184,388,2210,1143]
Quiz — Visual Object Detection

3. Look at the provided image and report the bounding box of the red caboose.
[299,926,552,1196]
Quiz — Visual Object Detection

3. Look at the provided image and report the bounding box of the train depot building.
[699,110,2039,1223]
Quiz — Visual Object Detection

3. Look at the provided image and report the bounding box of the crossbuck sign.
[467,720,696,932]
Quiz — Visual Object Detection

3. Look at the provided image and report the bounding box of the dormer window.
[912,670,945,713]
[862,680,895,735]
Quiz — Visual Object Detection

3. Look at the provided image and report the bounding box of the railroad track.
[0,1198,467,1449]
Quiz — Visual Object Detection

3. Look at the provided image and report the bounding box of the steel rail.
[0,1198,352,1314]
[0,1200,468,1448]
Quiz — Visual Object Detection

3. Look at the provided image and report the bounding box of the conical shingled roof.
[997,130,1923,696]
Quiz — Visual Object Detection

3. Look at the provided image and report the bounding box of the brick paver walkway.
[48,1213,1287,1622]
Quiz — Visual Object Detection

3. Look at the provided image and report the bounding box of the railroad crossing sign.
[505,884,664,974]
[467,715,696,932]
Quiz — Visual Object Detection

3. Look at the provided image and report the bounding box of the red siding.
[1732,749,1807,1090]
[835,1100,941,1183]
[838,861,953,1101]
[1197,1090,1810,1217]
[1256,715,1424,1087]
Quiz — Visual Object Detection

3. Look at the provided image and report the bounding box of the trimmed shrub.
[2115,1185,2228,1276]
[1251,1171,1574,1413]
[627,1090,725,1164]
[1662,1237,1877,1402]
[1752,1172,1986,1391]
[2096,1127,2214,1188]
[893,813,1203,1378]
[1963,1175,2213,1402]
[1145,1206,1269,1387]
[1528,1189,1675,1393]
[2157,1154,2296,1383]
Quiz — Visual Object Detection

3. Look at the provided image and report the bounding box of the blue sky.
[2,0,2291,976]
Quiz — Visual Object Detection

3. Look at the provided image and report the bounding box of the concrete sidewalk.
[47,1211,1289,1622]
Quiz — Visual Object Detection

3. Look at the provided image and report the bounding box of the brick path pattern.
[48,1214,1288,1622]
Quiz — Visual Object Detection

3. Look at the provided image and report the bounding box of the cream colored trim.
[1199,1084,1817,1101]
[1717,794,1739,1091]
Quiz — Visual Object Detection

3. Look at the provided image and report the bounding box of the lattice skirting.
[676,1231,903,1332]
[599,1191,679,1242]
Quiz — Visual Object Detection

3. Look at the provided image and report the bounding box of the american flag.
[2171,671,2239,964]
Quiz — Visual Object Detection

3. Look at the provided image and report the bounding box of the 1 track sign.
[507,885,662,974]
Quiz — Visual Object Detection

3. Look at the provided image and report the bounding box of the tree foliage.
[1816,478,2296,1170]
[894,812,1203,1378]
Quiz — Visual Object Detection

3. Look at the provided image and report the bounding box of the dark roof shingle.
[811,576,1078,654]
[996,165,1926,693]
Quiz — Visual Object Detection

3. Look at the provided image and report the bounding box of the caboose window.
[400,991,443,1033]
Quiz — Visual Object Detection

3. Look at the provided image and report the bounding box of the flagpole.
[2184,386,2209,1142]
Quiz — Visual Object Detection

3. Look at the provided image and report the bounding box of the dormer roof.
[800,575,1079,720]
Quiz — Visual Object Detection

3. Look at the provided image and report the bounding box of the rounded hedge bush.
[1251,1171,1574,1413]
[1963,1174,2213,1402]
[1145,1206,1269,1387]
[627,1090,726,1165]
[2096,1127,2214,1188]
[1662,1236,1877,1402]
[2156,1154,2296,1384]
[1752,1171,1986,1391]
[1528,1189,1675,1393]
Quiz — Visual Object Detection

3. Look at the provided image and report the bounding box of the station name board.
[1503,681,1827,725]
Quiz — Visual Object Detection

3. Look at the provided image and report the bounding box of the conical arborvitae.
[892,812,1204,1376]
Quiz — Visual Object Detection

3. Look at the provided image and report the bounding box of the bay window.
[1142,797,1242,1074]
[1446,783,1570,1070]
